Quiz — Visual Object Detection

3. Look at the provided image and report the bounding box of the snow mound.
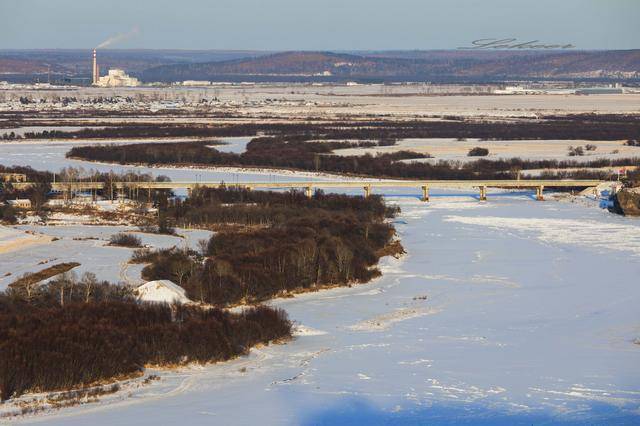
[136,280,191,304]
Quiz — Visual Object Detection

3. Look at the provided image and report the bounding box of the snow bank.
[136,280,191,304]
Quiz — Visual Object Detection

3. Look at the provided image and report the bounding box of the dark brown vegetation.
[108,233,142,248]
[0,277,291,401]
[67,139,639,180]
[132,187,401,306]
[23,115,640,142]
[568,145,585,156]
[467,147,489,157]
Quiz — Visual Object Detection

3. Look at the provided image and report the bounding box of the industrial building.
[91,49,139,87]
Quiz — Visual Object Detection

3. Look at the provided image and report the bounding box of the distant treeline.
[132,187,401,306]
[67,139,638,180]
[0,276,291,401]
[12,115,640,141]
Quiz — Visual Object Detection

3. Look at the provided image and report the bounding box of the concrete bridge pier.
[479,186,487,201]
[421,185,430,202]
[536,185,545,201]
[364,185,372,198]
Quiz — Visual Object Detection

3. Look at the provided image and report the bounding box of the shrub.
[568,146,585,156]
[468,147,489,157]
[108,233,142,248]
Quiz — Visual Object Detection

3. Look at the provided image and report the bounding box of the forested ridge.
[134,187,402,306]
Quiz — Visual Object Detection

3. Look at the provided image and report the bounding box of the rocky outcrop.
[614,188,640,216]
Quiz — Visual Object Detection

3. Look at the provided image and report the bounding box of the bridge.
[10,179,606,202]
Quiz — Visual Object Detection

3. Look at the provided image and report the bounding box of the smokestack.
[92,49,98,85]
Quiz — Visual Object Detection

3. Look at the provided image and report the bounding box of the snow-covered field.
[1,143,640,424]
[332,137,640,163]
[0,224,212,289]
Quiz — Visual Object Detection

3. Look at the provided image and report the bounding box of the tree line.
[16,115,640,141]
[67,139,638,181]
[0,273,291,401]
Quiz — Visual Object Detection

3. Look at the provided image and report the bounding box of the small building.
[95,69,140,88]
[135,280,191,304]
[7,199,31,208]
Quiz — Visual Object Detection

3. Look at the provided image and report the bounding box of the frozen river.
[2,142,640,424]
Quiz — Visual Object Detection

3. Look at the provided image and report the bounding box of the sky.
[1,0,638,50]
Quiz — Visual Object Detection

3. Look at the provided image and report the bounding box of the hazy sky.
[1,0,638,50]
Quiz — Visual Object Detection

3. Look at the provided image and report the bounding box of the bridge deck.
[15,179,605,191]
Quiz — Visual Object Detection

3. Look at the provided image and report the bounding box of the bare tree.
[80,272,98,303]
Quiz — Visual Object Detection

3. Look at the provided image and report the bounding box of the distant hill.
[2,49,639,84]
[0,49,269,82]
[141,50,640,83]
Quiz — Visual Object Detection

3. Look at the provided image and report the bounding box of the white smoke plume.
[96,26,140,49]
